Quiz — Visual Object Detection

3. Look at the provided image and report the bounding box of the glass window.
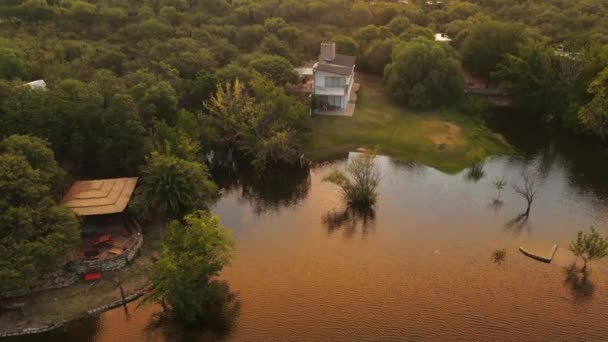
[325,76,345,87]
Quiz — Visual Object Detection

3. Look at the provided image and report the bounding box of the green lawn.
[305,74,512,173]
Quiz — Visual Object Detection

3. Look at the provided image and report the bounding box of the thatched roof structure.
[62,177,138,216]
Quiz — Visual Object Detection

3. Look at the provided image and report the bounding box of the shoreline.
[0,283,153,338]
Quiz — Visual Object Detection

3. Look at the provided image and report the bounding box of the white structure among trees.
[313,42,356,110]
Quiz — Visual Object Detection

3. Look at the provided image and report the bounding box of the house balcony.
[314,85,349,96]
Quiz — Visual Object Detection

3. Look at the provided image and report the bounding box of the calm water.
[10,113,608,341]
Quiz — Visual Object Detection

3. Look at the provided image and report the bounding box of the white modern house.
[312,42,356,111]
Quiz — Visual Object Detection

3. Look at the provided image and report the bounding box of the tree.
[461,20,527,78]
[465,147,486,182]
[492,176,507,199]
[569,227,608,271]
[20,0,54,21]
[323,151,380,207]
[140,81,179,126]
[131,153,218,220]
[0,135,65,197]
[249,55,299,86]
[387,17,411,35]
[512,167,539,218]
[0,141,79,292]
[205,77,309,168]
[0,48,28,80]
[578,66,608,139]
[350,3,373,26]
[333,35,359,56]
[362,38,399,74]
[494,42,580,116]
[146,210,235,323]
[384,38,464,108]
[186,70,218,110]
[96,95,147,176]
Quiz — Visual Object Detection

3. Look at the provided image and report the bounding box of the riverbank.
[306,74,512,173]
[0,229,160,337]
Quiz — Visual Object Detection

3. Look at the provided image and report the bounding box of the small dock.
[519,244,558,263]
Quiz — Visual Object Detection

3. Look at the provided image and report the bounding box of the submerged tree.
[513,167,539,218]
[492,249,507,264]
[489,176,507,214]
[464,147,487,182]
[323,151,380,207]
[146,210,235,324]
[569,227,608,272]
[492,177,507,199]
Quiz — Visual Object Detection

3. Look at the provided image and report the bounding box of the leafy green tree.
[150,119,201,161]
[205,78,310,168]
[386,17,412,35]
[131,153,217,220]
[323,151,380,207]
[398,25,434,41]
[0,135,65,197]
[95,48,127,76]
[186,70,218,110]
[350,2,373,26]
[259,34,291,58]
[146,210,234,323]
[461,20,527,78]
[215,63,257,84]
[494,42,580,115]
[384,38,464,108]
[570,227,608,271]
[363,38,399,74]
[140,81,179,126]
[234,25,265,52]
[578,67,608,139]
[333,35,359,56]
[20,0,54,21]
[0,48,28,80]
[249,55,299,85]
[0,141,79,292]
[96,95,147,176]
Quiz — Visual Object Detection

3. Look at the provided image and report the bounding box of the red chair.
[84,272,101,281]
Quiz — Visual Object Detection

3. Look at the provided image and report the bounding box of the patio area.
[62,177,143,273]
[314,82,360,117]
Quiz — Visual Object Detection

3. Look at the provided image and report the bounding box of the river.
[9,112,608,341]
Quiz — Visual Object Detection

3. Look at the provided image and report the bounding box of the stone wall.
[68,232,143,274]
[0,270,79,300]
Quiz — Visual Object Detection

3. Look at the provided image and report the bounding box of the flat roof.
[62,177,138,216]
[435,33,452,42]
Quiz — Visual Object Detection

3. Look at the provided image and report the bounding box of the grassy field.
[306,74,512,173]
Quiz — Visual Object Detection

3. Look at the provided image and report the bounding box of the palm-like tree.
[132,153,217,220]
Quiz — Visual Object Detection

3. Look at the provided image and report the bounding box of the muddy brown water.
[8,113,608,341]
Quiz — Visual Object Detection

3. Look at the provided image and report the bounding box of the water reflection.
[322,205,376,239]
[488,197,504,215]
[505,213,531,237]
[464,165,485,182]
[488,109,608,202]
[564,264,594,301]
[212,162,311,215]
[143,281,240,341]
[3,317,99,342]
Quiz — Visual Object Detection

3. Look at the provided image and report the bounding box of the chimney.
[319,42,336,62]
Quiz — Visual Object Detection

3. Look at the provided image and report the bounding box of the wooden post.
[114,279,128,314]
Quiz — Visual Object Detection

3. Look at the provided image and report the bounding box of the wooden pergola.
[62,177,138,216]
